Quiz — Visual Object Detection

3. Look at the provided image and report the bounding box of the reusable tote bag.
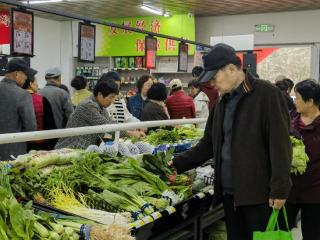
[253,208,293,240]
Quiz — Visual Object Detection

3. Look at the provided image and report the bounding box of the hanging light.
[23,0,63,4]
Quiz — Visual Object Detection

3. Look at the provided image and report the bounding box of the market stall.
[0,119,226,240]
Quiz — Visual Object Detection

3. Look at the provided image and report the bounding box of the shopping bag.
[253,207,293,240]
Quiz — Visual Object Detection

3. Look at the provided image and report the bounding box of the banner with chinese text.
[0,10,10,45]
[96,14,195,56]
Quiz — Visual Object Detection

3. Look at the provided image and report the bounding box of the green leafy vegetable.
[291,136,310,175]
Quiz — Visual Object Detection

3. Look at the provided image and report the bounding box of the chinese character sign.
[11,9,33,56]
[96,14,195,56]
[0,11,10,45]
[78,23,96,62]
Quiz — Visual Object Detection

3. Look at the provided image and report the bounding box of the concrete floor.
[292,222,302,240]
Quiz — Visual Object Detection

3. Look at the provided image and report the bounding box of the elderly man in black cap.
[170,43,292,240]
[0,58,37,161]
[39,67,73,129]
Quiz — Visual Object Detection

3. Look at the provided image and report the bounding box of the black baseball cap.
[198,43,240,83]
[5,58,37,77]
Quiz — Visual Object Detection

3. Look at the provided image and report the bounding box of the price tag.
[196,192,206,199]
[165,206,176,215]
[142,216,154,224]
[128,222,136,229]
[151,212,162,220]
[134,220,145,229]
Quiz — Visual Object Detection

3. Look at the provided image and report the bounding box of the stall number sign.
[255,24,275,32]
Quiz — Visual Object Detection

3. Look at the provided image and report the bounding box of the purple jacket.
[288,115,320,203]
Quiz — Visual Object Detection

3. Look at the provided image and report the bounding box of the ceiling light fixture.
[141,5,162,15]
[23,0,63,4]
[141,4,169,17]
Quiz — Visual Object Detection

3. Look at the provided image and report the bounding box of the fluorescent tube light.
[23,0,63,4]
[141,5,163,15]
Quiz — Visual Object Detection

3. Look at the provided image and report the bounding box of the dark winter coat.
[173,73,292,206]
[288,115,320,203]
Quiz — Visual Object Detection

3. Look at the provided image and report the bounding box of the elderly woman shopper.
[282,79,320,240]
[55,80,119,149]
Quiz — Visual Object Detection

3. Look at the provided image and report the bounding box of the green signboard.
[96,14,195,57]
[255,24,275,32]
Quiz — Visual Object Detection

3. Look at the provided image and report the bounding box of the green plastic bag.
[253,207,293,240]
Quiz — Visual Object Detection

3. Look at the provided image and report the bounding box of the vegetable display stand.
[133,191,218,240]
[197,203,225,240]
[134,210,198,240]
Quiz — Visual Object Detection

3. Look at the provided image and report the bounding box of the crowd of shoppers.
[1,45,320,240]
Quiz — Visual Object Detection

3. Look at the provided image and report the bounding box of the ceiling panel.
[0,0,320,21]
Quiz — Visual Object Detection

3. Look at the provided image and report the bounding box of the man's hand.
[127,130,146,139]
[269,199,286,209]
[137,128,148,133]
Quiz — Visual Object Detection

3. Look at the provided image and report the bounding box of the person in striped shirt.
[102,72,146,139]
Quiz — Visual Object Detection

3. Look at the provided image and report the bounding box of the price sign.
[145,36,157,69]
[178,42,188,72]
[78,22,96,62]
[11,8,34,56]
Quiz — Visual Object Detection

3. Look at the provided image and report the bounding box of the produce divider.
[0,119,225,240]
[0,118,206,144]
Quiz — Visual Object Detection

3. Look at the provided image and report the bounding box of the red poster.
[0,10,10,45]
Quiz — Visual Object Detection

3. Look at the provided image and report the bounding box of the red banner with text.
[0,10,10,45]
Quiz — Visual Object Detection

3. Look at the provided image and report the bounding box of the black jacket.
[142,101,169,133]
[173,73,292,206]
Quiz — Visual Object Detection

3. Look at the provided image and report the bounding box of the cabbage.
[290,136,309,175]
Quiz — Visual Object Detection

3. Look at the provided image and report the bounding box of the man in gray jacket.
[0,58,37,161]
[39,68,73,129]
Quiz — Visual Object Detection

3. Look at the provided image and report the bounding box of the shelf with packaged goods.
[113,68,149,71]
[152,72,192,74]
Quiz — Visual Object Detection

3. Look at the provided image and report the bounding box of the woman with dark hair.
[142,83,169,121]
[188,79,209,128]
[55,80,119,149]
[22,71,57,151]
[275,79,296,113]
[284,79,320,239]
[127,75,153,120]
[142,83,170,132]
[71,76,91,107]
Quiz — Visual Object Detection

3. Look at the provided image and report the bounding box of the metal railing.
[0,118,207,144]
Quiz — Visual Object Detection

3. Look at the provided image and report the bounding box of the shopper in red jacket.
[166,79,196,119]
